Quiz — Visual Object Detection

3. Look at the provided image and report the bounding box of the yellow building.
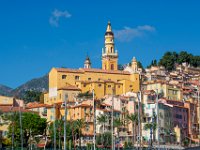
[0,95,24,107]
[44,21,140,105]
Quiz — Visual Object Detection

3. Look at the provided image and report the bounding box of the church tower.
[131,57,138,72]
[84,56,91,69]
[102,21,118,70]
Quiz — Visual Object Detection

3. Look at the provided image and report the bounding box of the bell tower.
[84,55,91,69]
[102,21,118,70]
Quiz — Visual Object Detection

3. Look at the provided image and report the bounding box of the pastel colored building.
[142,80,182,101]
[26,102,50,119]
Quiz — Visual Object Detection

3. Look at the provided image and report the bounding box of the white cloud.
[49,9,71,27]
[114,25,155,42]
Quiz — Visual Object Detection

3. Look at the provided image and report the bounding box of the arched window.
[111,64,114,70]
[111,47,113,53]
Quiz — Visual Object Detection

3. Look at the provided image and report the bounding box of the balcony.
[42,112,47,116]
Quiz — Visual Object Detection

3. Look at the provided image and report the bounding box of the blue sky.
[0,0,200,88]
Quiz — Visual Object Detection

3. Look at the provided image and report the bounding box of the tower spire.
[106,21,112,32]
[102,21,118,71]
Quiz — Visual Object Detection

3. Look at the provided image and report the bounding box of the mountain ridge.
[0,75,48,98]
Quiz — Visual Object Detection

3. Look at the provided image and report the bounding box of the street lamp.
[19,105,23,150]
[10,106,14,150]
[149,111,156,149]
[137,91,141,150]
[156,89,160,149]
[196,86,200,146]
[111,88,115,150]
[64,94,68,150]
[93,89,96,150]
[53,104,56,150]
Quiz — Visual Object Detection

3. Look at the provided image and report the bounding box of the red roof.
[56,67,130,75]
[26,102,51,109]
[57,85,81,91]
[0,106,30,113]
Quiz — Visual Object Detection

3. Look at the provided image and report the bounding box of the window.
[130,85,133,88]
[111,64,114,70]
[118,85,120,88]
[108,85,111,88]
[83,84,86,87]
[75,76,80,80]
[62,75,67,79]
[88,78,91,81]
[65,94,68,99]
[98,84,102,87]
[111,47,113,53]
[85,125,90,131]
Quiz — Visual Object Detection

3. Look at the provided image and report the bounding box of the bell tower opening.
[111,64,114,70]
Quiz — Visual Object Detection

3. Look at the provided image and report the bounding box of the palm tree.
[97,114,107,133]
[127,113,138,145]
[97,114,107,145]
[114,118,123,148]
[75,119,85,148]
[144,116,157,144]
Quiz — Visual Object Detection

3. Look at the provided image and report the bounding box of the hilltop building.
[44,22,140,105]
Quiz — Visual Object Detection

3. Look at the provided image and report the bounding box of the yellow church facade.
[44,22,140,127]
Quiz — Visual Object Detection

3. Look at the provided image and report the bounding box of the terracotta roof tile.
[0,106,30,113]
[56,68,84,73]
[58,85,81,91]
[56,67,131,75]
[26,103,51,109]
[81,68,130,75]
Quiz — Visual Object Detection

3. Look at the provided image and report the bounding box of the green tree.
[127,113,138,145]
[97,114,107,144]
[114,117,123,146]
[153,59,157,66]
[0,110,3,148]
[190,55,200,67]
[49,119,79,149]
[97,114,107,133]
[75,119,85,147]
[6,112,47,147]
[158,52,177,71]
[177,51,191,64]
[22,90,42,102]
[49,119,64,149]
[144,114,157,142]
[137,61,145,71]
[96,132,111,148]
